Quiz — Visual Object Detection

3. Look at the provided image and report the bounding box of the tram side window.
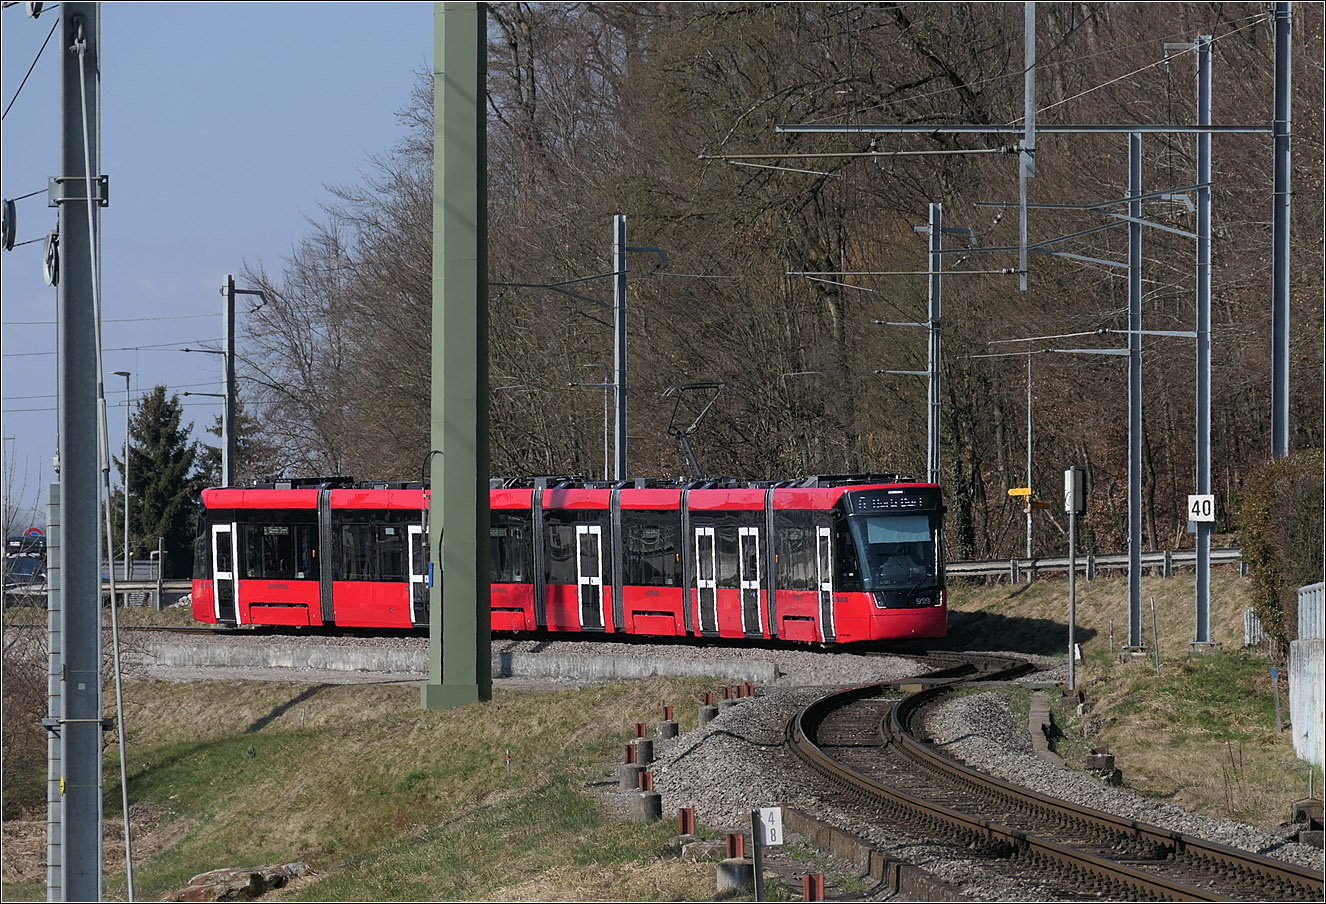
[338,525,375,581]
[295,524,318,580]
[378,526,406,582]
[834,515,864,592]
[544,520,577,585]
[543,511,608,585]
[774,513,817,591]
[622,511,680,587]
[336,523,407,582]
[491,513,530,583]
[193,517,210,580]
[693,513,745,587]
[241,524,298,580]
[717,524,739,587]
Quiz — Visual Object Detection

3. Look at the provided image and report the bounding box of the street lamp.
[181,391,226,486]
[112,371,130,579]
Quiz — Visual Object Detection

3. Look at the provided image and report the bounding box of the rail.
[788,664,1324,901]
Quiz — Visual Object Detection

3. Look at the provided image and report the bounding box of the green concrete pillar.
[423,2,490,709]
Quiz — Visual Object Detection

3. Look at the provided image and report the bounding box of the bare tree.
[235,2,1322,562]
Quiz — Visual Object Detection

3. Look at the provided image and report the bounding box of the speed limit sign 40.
[1187,494,1216,522]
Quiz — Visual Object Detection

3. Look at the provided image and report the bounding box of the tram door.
[408,524,428,626]
[576,524,604,630]
[817,525,835,642]
[212,523,239,625]
[695,526,718,635]
[738,527,761,636]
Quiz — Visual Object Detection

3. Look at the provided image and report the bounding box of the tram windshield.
[846,514,938,591]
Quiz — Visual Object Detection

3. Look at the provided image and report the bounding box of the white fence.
[1299,581,1324,640]
[1243,609,1264,647]
[1290,582,1324,768]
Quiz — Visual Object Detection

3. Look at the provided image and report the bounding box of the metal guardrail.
[100,561,163,581]
[948,547,1243,580]
[3,578,192,606]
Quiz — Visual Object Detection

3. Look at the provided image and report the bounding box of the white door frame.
[576,523,604,628]
[817,525,835,640]
[211,521,239,624]
[738,526,761,635]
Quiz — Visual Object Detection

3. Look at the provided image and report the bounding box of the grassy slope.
[6,677,723,902]
[948,568,1320,827]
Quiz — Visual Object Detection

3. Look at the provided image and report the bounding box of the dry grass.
[100,676,717,901]
[478,859,719,902]
[2,668,730,901]
[950,568,1317,828]
[947,567,1253,659]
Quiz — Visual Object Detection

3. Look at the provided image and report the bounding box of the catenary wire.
[1,16,58,121]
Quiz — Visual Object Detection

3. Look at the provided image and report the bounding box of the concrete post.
[424,2,491,709]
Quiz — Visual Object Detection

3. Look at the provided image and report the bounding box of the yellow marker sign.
[1008,487,1032,497]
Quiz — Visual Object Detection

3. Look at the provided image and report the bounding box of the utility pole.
[53,4,103,898]
[1127,133,1143,650]
[569,364,611,481]
[222,276,236,486]
[874,206,972,487]
[613,215,628,481]
[1025,354,1032,558]
[219,275,266,486]
[1271,2,1292,459]
[1193,35,1214,648]
[113,371,130,579]
[925,204,942,486]
[490,218,663,480]
[1020,1,1035,292]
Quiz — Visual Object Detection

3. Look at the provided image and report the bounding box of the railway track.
[787,655,1325,902]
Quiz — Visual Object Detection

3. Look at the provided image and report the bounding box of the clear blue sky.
[2,2,434,523]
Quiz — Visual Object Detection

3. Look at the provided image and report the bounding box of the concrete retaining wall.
[783,807,967,900]
[135,637,776,684]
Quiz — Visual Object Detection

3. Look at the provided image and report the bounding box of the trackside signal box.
[1062,466,1086,516]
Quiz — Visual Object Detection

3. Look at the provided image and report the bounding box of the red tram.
[192,474,947,643]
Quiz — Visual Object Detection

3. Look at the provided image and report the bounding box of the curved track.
[787,655,1324,902]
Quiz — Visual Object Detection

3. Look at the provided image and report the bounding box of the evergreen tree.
[111,386,204,579]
